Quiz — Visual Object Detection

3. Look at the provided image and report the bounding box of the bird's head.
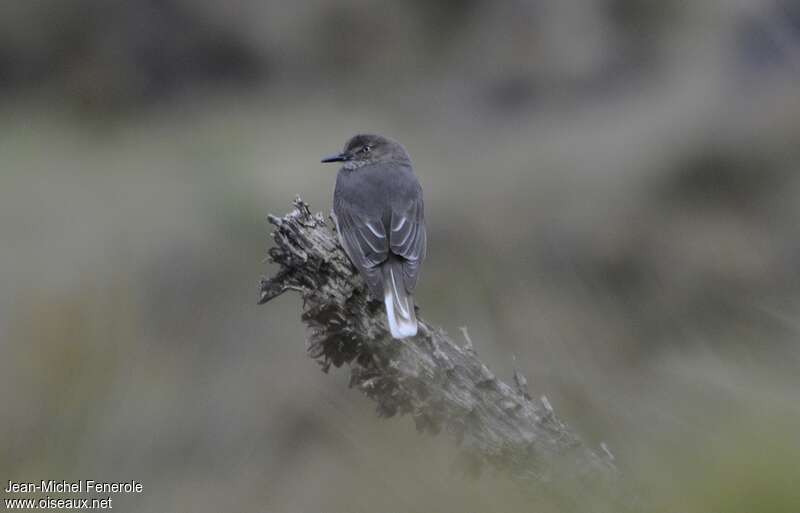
[321,134,410,170]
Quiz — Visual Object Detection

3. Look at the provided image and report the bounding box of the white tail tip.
[384,289,417,339]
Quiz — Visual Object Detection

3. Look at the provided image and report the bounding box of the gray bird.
[322,134,427,339]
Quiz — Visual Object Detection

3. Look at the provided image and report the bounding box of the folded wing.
[334,202,388,297]
[390,197,427,293]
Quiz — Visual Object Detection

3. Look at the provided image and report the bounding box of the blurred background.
[2,0,800,511]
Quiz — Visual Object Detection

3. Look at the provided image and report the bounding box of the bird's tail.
[382,258,417,339]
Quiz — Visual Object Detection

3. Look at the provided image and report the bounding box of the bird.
[322,134,427,339]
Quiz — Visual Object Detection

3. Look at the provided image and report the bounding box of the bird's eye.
[362,146,371,153]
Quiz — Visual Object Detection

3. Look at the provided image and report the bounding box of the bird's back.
[334,161,420,223]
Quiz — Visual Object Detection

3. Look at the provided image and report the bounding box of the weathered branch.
[258,197,620,489]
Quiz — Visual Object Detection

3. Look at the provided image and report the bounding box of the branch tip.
[459,326,475,352]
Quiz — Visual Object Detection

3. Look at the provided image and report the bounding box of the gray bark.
[258,197,622,491]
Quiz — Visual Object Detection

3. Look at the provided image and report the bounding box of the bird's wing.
[390,196,426,292]
[334,200,389,296]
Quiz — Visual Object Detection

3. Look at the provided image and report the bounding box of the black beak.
[321,152,350,163]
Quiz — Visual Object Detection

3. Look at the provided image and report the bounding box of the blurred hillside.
[2,1,800,512]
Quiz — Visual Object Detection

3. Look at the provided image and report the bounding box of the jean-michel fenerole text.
[5,480,143,494]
